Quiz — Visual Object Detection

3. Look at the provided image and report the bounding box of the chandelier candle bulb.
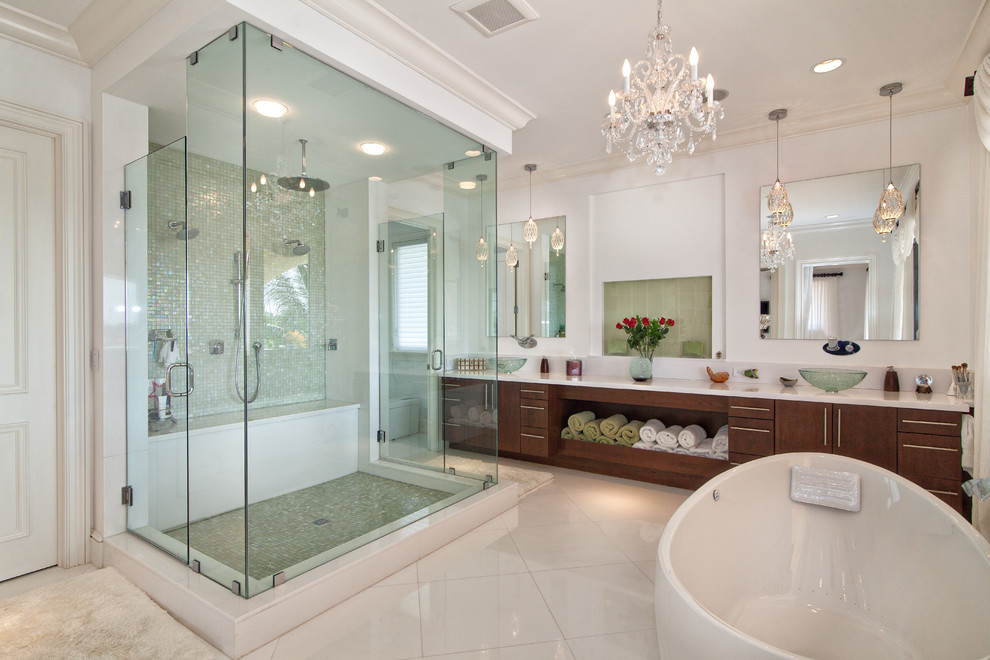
[689,47,698,80]
[706,75,714,109]
[623,59,631,93]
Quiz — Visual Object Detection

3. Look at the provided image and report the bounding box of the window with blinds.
[393,240,428,351]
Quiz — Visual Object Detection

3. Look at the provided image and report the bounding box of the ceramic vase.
[629,356,653,382]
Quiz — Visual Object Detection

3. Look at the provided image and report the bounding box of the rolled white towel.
[639,418,666,444]
[688,438,715,456]
[479,409,493,425]
[711,433,729,454]
[714,424,729,438]
[467,406,482,422]
[677,424,706,449]
[657,425,682,449]
[449,404,467,420]
[632,440,653,450]
[714,452,728,461]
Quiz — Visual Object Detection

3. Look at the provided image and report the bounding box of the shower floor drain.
[313,518,331,526]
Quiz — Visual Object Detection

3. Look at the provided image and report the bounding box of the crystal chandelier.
[602,0,723,175]
[760,222,794,273]
[523,164,538,248]
[475,174,489,264]
[767,109,792,220]
[875,82,904,242]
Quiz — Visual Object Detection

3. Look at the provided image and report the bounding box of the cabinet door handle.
[902,419,958,428]
[902,443,958,453]
[521,433,545,439]
[927,489,958,497]
[520,389,545,395]
[824,407,829,447]
[730,405,770,412]
[729,426,770,434]
[837,409,841,448]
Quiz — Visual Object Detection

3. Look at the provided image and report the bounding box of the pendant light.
[475,174,489,264]
[875,82,904,242]
[506,242,519,269]
[523,164,539,248]
[767,109,792,223]
[550,220,564,256]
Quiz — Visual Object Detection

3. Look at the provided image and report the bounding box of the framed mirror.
[759,165,919,340]
[491,216,566,338]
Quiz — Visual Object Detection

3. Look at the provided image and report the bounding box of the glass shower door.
[123,139,190,562]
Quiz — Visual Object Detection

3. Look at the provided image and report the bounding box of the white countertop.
[469,371,971,413]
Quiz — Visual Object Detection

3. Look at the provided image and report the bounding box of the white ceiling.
[6,0,989,186]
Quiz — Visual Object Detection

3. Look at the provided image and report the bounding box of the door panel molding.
[0,422,29,542]
[0,98,89,569]
[0,148,27,394]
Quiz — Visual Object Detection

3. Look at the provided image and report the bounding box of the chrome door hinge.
[121,485,134,506]
[377,429,386,443]
[120,191,131,210]
[376,240,385,253]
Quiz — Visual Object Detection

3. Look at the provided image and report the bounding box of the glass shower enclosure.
[123,23,498,597]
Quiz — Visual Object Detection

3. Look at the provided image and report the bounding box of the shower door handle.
[165,362,195,398]
[431,349,443,371]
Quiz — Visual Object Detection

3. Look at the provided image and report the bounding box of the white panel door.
[0,123,58,581]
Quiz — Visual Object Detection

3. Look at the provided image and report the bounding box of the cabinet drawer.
[519,402,548,428]
[727,397,774,420]
[518,383,549,401]
[728,418,774,455]
[897,409,961,436]
[520,426,549,457]
[901,474,962,512]
[897,431,959,451]
[728,451,764,465]
[899,441,961,480]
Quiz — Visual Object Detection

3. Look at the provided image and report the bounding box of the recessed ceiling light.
[368,176,383,182]
[812,58,844,74]
[825,214,839,219]
[459,181,477,190]
[252,99,288,118]
[465,150,482,157]
[360,142,387,156]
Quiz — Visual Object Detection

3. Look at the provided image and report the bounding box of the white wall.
[0,37,90,120]
[498,104,972,376]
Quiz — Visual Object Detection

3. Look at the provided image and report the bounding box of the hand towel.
[568,411,596,434]
[600,414,629,439]
[639,418,666,444]
[714,424,729,438]
[657,425,682,449]
[583,419,603,441]
[561,427,574,440]
[688,438,715,456]
[449,404,467,420]
[711,433,729,454]
[962,413,974,472]
[632,440,652,450]
[677,424,706,449]
[479,409,493,425]
[467,406,482,422]
[617,420,646,446]
[597,436,617,445]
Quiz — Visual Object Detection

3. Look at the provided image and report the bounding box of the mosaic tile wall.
[146,144,327,420]
[547,251,566,337]
[603,276,713,358]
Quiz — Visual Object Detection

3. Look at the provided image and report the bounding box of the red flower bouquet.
[617,315,674,360]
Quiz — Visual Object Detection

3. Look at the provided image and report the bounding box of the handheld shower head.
[283,238,310,256]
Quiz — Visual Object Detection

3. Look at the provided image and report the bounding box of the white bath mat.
[0,567,221,659]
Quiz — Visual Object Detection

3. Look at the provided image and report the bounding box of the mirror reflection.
[263,247,310,349]
[759,165,919,341]
[491,216,566,338]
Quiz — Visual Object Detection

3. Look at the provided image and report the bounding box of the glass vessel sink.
[493,358,527,373]
[799,368,868,393]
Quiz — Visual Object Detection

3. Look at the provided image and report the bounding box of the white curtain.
[972,50,990,538]
[890,206,917,340]
[805,276,839,339]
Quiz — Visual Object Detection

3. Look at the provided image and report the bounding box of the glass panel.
[442,154,499,482]
[184,24,248,594]
[124,138,189,563]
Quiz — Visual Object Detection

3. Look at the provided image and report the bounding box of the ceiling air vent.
[452,0,538,37]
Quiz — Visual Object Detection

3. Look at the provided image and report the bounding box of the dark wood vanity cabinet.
[496,380,552,458]
[774,400,897,471]
[443,377,496,454]
[897,408,964,512]
[727,397,774,464]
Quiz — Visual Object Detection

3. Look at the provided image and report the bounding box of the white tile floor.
[239,458,690,660]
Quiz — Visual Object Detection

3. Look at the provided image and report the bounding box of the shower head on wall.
[168,220,199,240]
[278,139,330,193]
[284,238,310,256]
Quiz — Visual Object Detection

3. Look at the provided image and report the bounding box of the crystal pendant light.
[760,223,794,273]
[601,0,724,176]
[550,221,565,256]
[475,174,489,264]
[767,109,791,219]
[875,82,904,242]
[523,164,538,248]
[506,243,519,269]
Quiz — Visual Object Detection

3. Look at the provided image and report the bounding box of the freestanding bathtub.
[655,453,990,659]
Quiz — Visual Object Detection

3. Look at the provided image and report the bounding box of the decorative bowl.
[779,377,797,387]
[493,358,526,374]
[799,368,867,393]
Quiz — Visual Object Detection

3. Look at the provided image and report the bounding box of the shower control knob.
[210,341,224,355]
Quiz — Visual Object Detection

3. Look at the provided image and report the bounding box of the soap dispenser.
[883,366,900,393]
[540,356,550,374]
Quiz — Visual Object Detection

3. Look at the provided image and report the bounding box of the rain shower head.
[168,220,199,240]
[284,238,310,256]
[278,139,330,193]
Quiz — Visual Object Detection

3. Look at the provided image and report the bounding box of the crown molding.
[68,0,171,65]
[299,0,535,133]
[0,3,83,63]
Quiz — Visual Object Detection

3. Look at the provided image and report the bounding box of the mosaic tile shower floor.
[165,472,452,580]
